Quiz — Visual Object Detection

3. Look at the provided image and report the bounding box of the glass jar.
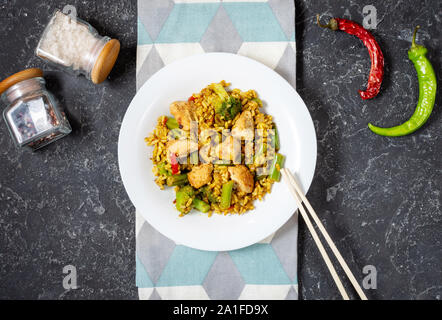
[36,10,120,84]
[1,68,72,150]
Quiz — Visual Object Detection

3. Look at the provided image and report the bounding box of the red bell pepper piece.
[170,153,179,175]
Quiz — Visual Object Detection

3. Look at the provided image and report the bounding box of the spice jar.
[1,68,72,150]
[36,10,120,84]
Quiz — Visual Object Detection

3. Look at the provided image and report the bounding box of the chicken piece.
[232,110,254,140]
[170,101,197,130]
[188,164,213,189]
[214,136,241,163]
[199,144,213,163]
[166,139,198,158]
[228,165,254,193]
[199,129,219,163]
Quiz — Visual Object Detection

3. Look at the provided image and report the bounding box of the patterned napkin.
[136,0,298,300]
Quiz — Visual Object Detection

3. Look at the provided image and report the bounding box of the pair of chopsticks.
[281,168,367,300]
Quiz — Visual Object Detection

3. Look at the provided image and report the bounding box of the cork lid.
[0,68,43,95]
[91,39,121,84]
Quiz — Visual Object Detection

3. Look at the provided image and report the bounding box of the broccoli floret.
[228,97,241,119]
[214,98,227,115]
[211,83,229,101]
[210,83,241,120]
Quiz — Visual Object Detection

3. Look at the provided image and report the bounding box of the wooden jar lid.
[0,68,43,95]
[91,39,121,84]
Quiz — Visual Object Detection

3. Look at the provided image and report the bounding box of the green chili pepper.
[368,26,437,137]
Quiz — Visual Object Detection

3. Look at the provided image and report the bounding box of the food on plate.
[145,81,285,216]
[368,26,437,137]
[317,14,384,100]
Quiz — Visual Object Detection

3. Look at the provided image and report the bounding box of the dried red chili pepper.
[317,14,384,100]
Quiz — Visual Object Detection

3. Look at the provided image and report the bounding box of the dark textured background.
[0,0,440,299]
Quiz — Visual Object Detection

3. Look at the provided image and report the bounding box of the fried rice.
[145,81,281,217]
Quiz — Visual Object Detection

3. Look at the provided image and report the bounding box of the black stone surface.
[0,0,440,300]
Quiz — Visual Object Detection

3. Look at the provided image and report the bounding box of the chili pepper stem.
[411,25,420,48]
[316,14,338,31]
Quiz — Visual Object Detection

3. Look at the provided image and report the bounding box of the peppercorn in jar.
[0,68,72,150]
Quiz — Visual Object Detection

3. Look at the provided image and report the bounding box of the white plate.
[119,53,317,251]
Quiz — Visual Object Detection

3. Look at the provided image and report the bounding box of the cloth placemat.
[136,0,298,300]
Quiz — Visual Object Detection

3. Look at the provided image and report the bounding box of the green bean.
[167,173,188,186]
[220,181,234,209]
[192,198,210,213]
[166,117,179,130]
[269,153,285,182]
[273,126,280,151]
[175,185,195,213]
[269,126,280,152]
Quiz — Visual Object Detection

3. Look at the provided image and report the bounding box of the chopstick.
[281,169,349,300]
[281,168,368,300]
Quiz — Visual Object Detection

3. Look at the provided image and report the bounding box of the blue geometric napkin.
[136,0,298,300]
